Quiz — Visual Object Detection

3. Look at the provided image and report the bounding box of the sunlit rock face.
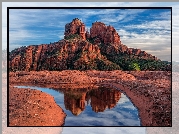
[64,18,86,40]
[9,41,104,71]
[90,22,121,44]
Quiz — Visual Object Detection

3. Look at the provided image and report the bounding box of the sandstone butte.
[8,18,171,127]
[9,18,170,72]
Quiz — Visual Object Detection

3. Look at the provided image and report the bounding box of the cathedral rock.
[64,18,121,45]
[9,18,170,71]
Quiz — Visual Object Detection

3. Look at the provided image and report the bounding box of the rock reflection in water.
[63,87,121,116]
[15,84,140,126]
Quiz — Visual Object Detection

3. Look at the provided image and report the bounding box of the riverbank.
[9,70,171,126]
[9,85,66,126]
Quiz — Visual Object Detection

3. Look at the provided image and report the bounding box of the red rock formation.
[25,46,34,71]
[90,22,121,44]
[9,18,164,72]
[90,22,106,39]
[33,45,43,70]
[11,55,21,71]
[64,18,86,40]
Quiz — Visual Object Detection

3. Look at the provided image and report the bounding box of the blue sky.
[8,7,171,61]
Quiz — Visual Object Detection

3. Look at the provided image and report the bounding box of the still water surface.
[15,85,140,126]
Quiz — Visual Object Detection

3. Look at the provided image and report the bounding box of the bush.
[65,34,81,40]
[129,62,140,71]
[95,59,121,71]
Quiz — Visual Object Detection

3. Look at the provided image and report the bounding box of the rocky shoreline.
[9,85,66,126]
[9,70,171,126]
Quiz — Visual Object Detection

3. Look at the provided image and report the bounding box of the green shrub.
[65,34,81,40]
[129,62,140,71]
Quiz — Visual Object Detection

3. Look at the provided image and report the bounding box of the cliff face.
[64,18,86,40]
[9,18,170,71]
[90,22,121,44]
[9,39,120,71]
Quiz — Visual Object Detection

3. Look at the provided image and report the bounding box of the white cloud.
[116,17,171,61]
[123,20,170,30]
[98,9,147,25]
[64,109,140,126]
[117,93,130,104]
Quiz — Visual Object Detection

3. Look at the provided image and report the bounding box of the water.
[15,85,140,126]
